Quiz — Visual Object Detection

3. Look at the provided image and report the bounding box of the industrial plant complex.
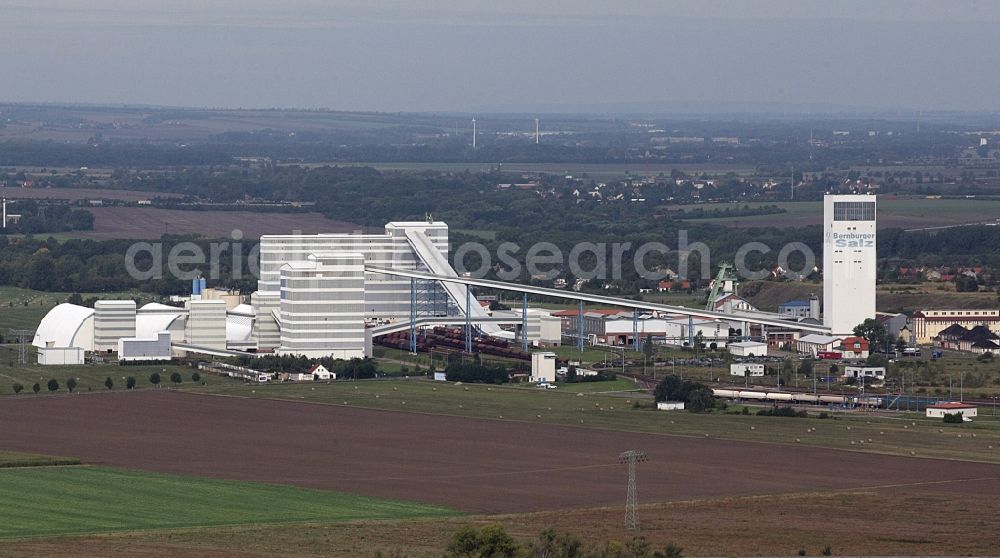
[27,194,998,371]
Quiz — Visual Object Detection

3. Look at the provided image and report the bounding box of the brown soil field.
[0,186,180,201]
[1,391,997,515]
[77,207,365,239]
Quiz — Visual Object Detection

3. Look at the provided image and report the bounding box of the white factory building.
[277,253,368,359]
[32,221,494,364]
[823,194,877,335]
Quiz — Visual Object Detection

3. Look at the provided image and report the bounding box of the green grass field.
[0,466,457,539]
[197,378,1000,463]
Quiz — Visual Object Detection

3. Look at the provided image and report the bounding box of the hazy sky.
[3,1,1000,113]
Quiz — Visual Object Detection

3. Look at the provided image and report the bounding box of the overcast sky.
[3,1,1000,113]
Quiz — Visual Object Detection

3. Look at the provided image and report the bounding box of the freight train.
[712,388,884,408]
[377,327,531,361]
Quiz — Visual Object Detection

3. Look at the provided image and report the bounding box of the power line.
[8,329,35,364]
[618,449,647,530]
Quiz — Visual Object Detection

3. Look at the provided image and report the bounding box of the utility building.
[823,194,877,335]
[93,300,137,353]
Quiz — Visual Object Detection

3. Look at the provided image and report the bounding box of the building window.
[833,201,876,221]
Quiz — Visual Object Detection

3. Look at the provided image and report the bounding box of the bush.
[446,524,520,558]
[170,372,182,385]
[67,378,77,393]
[32,383,40,394]
[149,372,161,386]
[444,361,510,384]
[820,546,832,556]
[942,412,964,424]
[47,379,59,393]
[12,383,23,395]
[126,376,136,389]
[818,411,830,419]
[191,372,201,382]
[757,406,803,418]
[105,377,114,390]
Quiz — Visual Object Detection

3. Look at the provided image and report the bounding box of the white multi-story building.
[823,194,877,335]
[93,300,136,353]
[278,253,367,359]
[185,300,228,350]
[258,221,449,316]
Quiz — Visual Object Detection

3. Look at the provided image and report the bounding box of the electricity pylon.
[618,449,647,530]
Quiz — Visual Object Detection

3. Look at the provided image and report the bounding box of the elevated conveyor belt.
[403,228,502,334]
[365,266,833,334]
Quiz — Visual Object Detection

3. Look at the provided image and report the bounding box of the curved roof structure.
[32,303,95,350]
[226,314,253,342]
[231,303,254,315]
[135,313,184,339]
[140,302,184,313]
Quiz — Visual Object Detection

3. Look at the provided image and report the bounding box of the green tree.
[955,275,979,292]
[32,383,40,394]
[66,377,77,393]
[149,372,161,387]
[170,372,182,385]
[798,359,814,377]
[12,383,23,395]
[47,379,59,393]
[191,372,201,382]
[853,318,889,354]
[126,376,136,389]
[105,377,114,390]
[446,524,523,558]
[533,528,582,558]
[67,293,84,305]
[643,335,655,358]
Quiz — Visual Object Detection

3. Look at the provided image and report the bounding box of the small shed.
[728,341,768,357]
[730,363,765,377]
[926,402,978,420]
[656,401,685,411]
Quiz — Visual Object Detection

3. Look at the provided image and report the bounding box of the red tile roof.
[927,402,977,409]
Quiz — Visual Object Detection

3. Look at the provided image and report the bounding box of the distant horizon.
[4,2,1000,114]
[3,99,999,120]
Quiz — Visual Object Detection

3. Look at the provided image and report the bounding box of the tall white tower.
[471,118,477,148]
[535,118,539,144]
[823,194,877,335]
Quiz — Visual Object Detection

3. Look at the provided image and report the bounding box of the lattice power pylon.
[8,329,35,364]
[618,449,647,530]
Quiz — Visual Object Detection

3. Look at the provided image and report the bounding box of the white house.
[730,363,765,377]
[796,334,843,356]
[728,341,768,357]
[308,364,334,380]
[925,402,978,420]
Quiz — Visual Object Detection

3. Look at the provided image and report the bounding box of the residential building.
[839,336,870,359]
[912,309,1000,344]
